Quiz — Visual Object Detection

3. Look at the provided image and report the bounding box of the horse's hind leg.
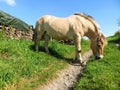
[35,36,41,52]
[44,34,50,54]
[35,31,44,52]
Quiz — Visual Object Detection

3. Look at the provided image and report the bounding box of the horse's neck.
[85,30,98,41]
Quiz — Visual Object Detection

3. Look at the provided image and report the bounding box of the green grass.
[0,30,90,90]
[74,36,120,90]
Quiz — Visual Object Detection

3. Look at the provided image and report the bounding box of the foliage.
[74,35,120,90]
[114,29,120,39]
[115,32,120,37]
[108,35,120,44]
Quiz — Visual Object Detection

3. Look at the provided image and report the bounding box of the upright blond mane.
[74,13,100,35]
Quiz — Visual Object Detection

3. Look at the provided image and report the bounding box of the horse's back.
[37,15,76,40]
[35,14,98,40]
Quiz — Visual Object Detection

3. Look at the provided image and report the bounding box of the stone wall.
[0,25,34,40]
[0,25,74,45]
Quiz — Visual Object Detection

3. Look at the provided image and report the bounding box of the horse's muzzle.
[95,55,103,60]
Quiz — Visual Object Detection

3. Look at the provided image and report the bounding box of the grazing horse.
[33,13,107,64]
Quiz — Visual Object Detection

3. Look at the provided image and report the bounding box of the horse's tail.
[34,17,45,51]
[34,21,39,40]
[34,17,44,40]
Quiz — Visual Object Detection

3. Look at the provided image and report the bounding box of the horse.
[33,13,107,64]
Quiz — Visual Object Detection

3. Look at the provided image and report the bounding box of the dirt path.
[39,50,93,90]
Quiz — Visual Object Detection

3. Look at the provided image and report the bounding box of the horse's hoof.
[70,60,80,66]
[81,62,86,66]
[76,60,86,66]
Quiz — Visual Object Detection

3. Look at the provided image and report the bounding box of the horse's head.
[91,33,107,60]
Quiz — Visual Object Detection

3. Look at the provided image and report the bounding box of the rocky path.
[39,50,93,90]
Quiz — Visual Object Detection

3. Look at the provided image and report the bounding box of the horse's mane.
[74,13,94,20]
[74,13,100,35]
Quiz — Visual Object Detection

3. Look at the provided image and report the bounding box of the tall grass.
[74,36,120,90]
[0,30,90,89]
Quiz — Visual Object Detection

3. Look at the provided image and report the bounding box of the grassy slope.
[74,35,120,90]
[0,31,90,90]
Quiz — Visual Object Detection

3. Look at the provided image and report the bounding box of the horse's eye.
[97,44,101,47]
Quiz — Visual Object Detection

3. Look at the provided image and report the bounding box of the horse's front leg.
[74,35,83,64]
[34,31,42,52]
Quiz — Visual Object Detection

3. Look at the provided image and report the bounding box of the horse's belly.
[47,30,73,40]
[52,34,72,40]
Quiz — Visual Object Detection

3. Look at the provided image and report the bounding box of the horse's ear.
[100,33,108,45]
[102,34,108,45]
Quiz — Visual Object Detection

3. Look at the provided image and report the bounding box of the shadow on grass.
[29,45,74,64]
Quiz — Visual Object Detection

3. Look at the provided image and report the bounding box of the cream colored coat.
[34,13,107,64]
